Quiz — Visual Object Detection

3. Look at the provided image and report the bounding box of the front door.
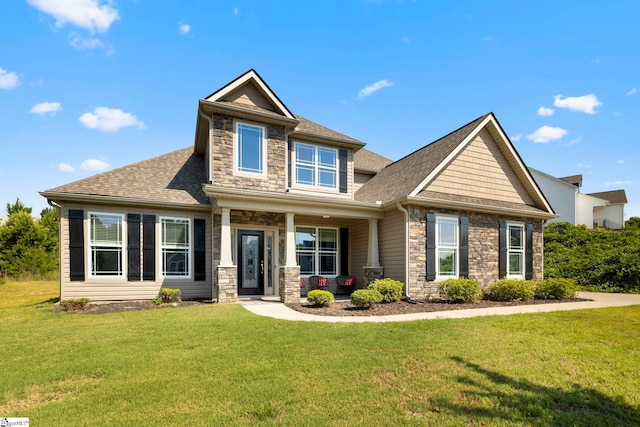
[237,230,264,295]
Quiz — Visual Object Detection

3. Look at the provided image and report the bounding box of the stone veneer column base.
[363,267,384,286]
[217,266,238,303]
[280,266,300,304]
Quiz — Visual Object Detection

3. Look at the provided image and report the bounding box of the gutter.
[396,202,411,299]
[198,108,213,184]
[39,192,211,212]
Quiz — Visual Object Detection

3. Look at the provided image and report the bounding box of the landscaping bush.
[437,278,482,303]
[485,279,535,301]
[159,287,182,303]
[60,297,90,311]
[307,289,334,307]
[367,278,403,303]
[535,278,578,300]
[351,289,383,309]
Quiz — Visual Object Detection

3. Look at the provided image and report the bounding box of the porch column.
[219,207,233,267]
[285,212,297,267]
[364,218,384,285]
[367,218,380,267]
[280,212,300,304]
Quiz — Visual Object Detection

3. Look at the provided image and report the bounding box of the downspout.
[396,202,411,299]
[47,199,62,301]
[198,108,213,184]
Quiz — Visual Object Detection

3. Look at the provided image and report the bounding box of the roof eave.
[385,195,558,220]
[289,130,366,150]
[40,192,211,212]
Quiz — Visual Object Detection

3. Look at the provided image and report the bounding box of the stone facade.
[217,266,238,303]
[363,267,384,285]
[210,113,287,192]
[280,266,300,304]
[407,205,544,299]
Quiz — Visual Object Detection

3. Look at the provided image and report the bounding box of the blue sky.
[1,0,639,219]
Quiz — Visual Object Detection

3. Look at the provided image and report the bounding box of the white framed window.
[235,122,266,177]
[295,226,337,276]
[294,142,337,190]
[507,223,524,277]
[89,212,124,277]
[436,216,458,279]
[161,217,191,278]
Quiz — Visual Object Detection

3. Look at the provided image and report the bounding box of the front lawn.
[1,280,639,426]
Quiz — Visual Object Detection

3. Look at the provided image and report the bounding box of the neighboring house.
[41,69,556,303]
[528,168,627,229]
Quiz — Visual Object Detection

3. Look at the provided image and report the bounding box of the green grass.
[1,280,639,426]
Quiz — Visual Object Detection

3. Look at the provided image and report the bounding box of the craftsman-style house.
[41,70,556,303]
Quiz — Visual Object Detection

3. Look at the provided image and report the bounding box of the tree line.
[0,199,59,280]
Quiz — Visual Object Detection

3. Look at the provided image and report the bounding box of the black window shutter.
[127,214,141,281]
[69,209,85,282]
[525,223,534,280]
[426,213,436,281]
[339,149,348,193]
[459,216,469,278]
[340,227,349,276]
[288,140,293,188]
[142,215,156,281]
[498,220,507,278]
[194,218,206,281]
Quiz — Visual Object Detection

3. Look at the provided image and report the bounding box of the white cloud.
[510,134,522,142]
[357,79,396,100]
[69,33,104,50]
[79,107,146,132]
[564,137,581,147]
[526,126,568,143]
[58,162,75,172]
[537,106,555,117]
[29,101,62,116]
[233,7,239,15]
[553,93,602,114]
[0,67,19,89]
[30,78,44,87]
[619,159,625,164]
[577,162,591,169]
[80,158,110,171]
[27,0,120,32]
[178,23,190,34]
[605,180,632,187]
[628,88,639,95]
[400,36,410,43]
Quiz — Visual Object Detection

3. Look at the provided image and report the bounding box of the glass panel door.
[237,230,264,295]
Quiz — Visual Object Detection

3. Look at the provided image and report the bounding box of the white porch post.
[220,207,234,267]
[285,212,297,267]
[367,218,380,267]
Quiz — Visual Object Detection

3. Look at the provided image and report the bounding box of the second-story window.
[236,122,265,177]
[294,142,337,189]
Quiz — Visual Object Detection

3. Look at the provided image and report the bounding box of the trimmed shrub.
[351,289,383,309]
[485,279,535,301]
[61,297,90,311]
[535,278,578,300]
[159,287,182,303]
[367,278,403,303]
[437,278,482,303]
[307,289,334,307]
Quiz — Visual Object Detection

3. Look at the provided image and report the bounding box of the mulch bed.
[55,300,207,314]
[286,297,590,317]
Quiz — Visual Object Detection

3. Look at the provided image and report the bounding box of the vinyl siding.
[220,82,278,112]
[59,203,212,301]
[425,128,534,205]
[379,209,406,284]
[353,172,373,192]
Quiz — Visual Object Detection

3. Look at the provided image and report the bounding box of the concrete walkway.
[238,292,640,323]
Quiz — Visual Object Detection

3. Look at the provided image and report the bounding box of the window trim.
[159,216,193,280]
[87,211,125,279]
[435,215,459,280]
[233,120,267,179]
[295,226,339,277]
[292,142,338,191]
[506,222,525,278]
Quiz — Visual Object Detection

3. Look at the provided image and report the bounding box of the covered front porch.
[206,187,384,303]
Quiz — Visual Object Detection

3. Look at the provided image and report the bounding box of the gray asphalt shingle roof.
[588,189,628,204]
[42,147,208,206]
